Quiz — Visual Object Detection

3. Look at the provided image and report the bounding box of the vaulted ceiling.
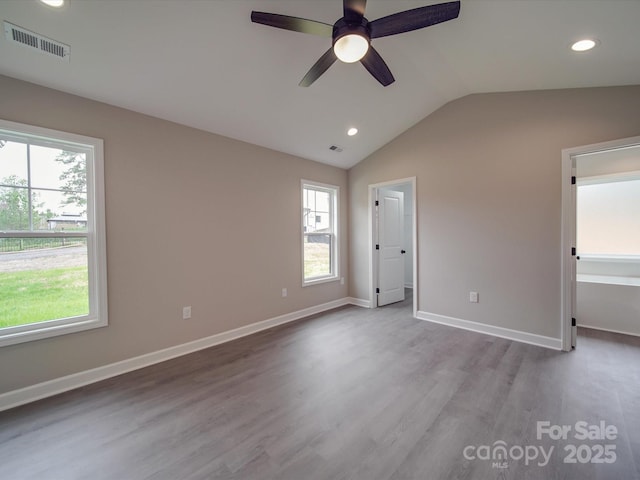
[1,0,639,168]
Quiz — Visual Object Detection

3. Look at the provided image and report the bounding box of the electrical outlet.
[282,288,287,298]
[182,306,192,319]
[340,277,345,285]
[469,292,479,303]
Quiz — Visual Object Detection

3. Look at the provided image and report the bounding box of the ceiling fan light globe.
[334,34,369,63]
[40,0,65,6]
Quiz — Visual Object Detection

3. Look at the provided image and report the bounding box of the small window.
[302,181,339,285]
[0,119,107,346]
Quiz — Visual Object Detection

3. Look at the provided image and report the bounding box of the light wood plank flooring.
[1,292,639,480]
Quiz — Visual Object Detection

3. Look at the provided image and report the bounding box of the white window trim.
[301,180,339,286]
[577,169,640,186]
[0,119,108,347]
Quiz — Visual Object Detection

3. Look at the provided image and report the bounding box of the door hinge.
[375,244,379,250]
[572,318,576,327]
[571,176,576,185]
[376,288,380,294]
[375,200,379,206]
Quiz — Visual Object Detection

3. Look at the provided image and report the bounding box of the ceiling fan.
[251,0,461,87]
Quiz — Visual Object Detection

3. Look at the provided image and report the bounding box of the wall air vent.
[3,21,70,62]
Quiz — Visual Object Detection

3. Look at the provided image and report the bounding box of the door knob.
[401,250,406,254]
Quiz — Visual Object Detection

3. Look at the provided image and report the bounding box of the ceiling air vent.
[3,21,70,62]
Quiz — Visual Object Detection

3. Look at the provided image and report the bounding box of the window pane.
[34,189,87,231]
[0,140,28,184]
[304,234,331,278]
[315,190,330,213]
[303,189,331,233]
[30,146,87,192]
[0,184,30,230]
[577,179,640,255]
[0,238,89,328]
[304,188,315,212]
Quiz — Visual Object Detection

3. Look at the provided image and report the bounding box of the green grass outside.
[0,266,89,328]
[304,242,331,279]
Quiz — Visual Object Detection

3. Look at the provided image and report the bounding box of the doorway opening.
[368,177,417,317]
[561,136,640,351]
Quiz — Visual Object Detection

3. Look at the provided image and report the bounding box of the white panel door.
[378,189,405,306]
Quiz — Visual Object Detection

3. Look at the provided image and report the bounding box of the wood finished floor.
[1,292,639,480]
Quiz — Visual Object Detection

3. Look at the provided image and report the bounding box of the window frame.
[301,180,339,286]
[0,119,108,347]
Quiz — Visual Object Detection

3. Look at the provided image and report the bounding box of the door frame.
[560,134,640,351]
[368,177,417,317]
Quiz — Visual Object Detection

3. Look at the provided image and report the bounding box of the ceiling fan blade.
[369,1,460,39]
[360,46,395,86]
[344,0,367,21]
[299,48,338,87]
[251,11,333,37]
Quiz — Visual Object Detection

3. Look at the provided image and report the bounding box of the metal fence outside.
[0,237,87,253]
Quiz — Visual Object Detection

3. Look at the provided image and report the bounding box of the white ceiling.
[1,0,640,169]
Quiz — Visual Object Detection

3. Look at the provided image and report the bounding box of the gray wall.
[349,86,640,339]
[0,75,349,394]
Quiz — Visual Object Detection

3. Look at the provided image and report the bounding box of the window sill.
[303,276,340,287]
[577,274,640,287]
[579,254,640,263]
[0,317,107,347]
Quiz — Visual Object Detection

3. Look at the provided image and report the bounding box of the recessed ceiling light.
[40,0,65,7]
[347,127,358,136]
[571,39,597,52]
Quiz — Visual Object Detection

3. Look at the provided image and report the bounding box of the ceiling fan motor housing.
[332,17,371,46]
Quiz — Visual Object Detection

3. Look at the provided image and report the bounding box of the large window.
[576,172,640,283]
[0,119,107,346]
[577,175,640,256]
[302,181,339,285]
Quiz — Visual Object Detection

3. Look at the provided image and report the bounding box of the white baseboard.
[347,297,371,308]
[578,323,640,338]
[0,297,365,412]
[416,311,562,350]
